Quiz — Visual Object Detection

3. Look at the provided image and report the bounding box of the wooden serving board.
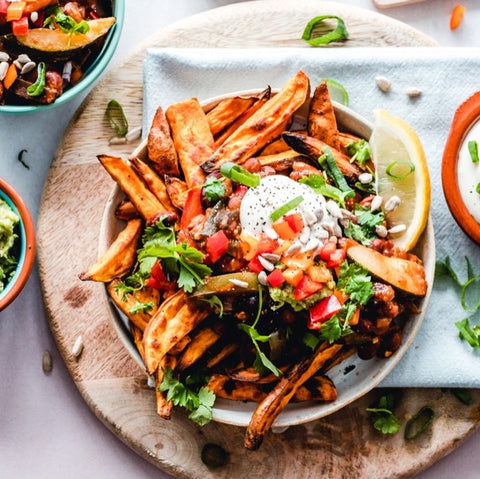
[37,1,480,478]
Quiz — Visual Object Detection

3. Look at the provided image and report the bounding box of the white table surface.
[1,0,479,477]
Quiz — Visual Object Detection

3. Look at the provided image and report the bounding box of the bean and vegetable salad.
[79,71,428,449]
[0,0,115,105]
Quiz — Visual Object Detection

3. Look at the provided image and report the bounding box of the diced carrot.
[349,308,360,326]
[450,4,466,30]
[272,220,297,240]
[307,264,333,283]
[282,268,304,287]
[281,252,314,271]
[3,64,18,90]
[6,1,25,21]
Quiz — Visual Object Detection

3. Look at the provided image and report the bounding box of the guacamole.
[0,199,20,293]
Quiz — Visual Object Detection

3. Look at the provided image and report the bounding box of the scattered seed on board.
[406,87,422,98]
[125,126,142,142]
[72,336,84,358]
[109,136,127,145]
[375,76,391,93]
[42,350,53,373]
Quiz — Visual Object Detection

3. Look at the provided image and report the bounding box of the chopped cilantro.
[337,261,374,306]
[299,173,350,207]
[159,368,215,426]
[344,205,384,246]
[366,392,401,435]
[43,6,90,34]
[128,300,155,315]
[347,139,371,168]
[204,177,226,204]
[199,295,224,317]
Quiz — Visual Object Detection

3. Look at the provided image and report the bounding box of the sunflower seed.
[406,87,422,98]
[358,172,373,184]
[229,279,249,288]
[109,136,127,145]
[0,62,8,82]
[326,200,343,218]
[30,11,38,23]
[303,210,317,226]
[265,227,279,240]
[16,54,31,65]
[375,224,388,238]
[375,76,391,93]
[21,61,36,75]
[286,242,302,256]
[72,336,84,358]
[261,253,281,262]
[305,237,320,251]
[125,126,142,142]
[258,255,275,271]
[42,350,53,373]
[257,271,268,286]
[370,195,383,212]
[384,195,401,212]
[388,224,407,234]
[299,227,311,244]
[0,52,9,62]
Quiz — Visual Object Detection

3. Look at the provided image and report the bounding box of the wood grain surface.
[37,1,480,478]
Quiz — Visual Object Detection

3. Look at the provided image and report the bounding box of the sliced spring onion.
[404,406,434,440]
[220,162,260,188]
[461,274,480,312]
[450,388,473,405]
[468,140,479,164]
[476,183,480,194]
[270,195,304,222]
[319,146,355,198]
[301,15,349,46]
[385,160,415,180]
[326,78,349,106]
[106,99,129,137]
[27,62,46,97]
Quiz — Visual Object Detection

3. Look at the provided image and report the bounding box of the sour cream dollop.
[239,175,340,243]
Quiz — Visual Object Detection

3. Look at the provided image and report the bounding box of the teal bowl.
[0,178,36,310]
[0,0,125,114]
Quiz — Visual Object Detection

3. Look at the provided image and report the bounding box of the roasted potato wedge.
[147,105,180,177]
[166,98,214,187]
[202,71,310,172]
[79,218,142,282]
[165,175,189,210]
[207,96,256,136]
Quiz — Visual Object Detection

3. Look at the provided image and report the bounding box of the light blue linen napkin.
[143,47,480,388]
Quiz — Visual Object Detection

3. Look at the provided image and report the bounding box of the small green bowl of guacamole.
[0,178,35,311]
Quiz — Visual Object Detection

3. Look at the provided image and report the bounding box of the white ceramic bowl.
[101,91,435,428]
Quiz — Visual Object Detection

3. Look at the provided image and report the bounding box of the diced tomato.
[11,16,28,36]
[326,248,346,268]
[180,187,204,230]
[0,0,8,15]
[257,235,279,255]
[267,268,285,287]
[294,276,324,301]
[248,255,264,274]
[147,261,171,291]
[307,295,342,330]
[206,230,229,263]
[319,241,337,262]
[272,220,297,240]
[284,213,304,233]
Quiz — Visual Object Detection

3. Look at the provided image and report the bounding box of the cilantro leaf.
[337,261,374,305]
[199,295,224,317]
[43,6,90,34]
[346,139,371,168]
[299,173,350,207]
[204,177,226,204]
[343,205,384,246]
[366,392,401,435]
[137,219,212,293]
[159,368,215,426]
[128,300,155,315]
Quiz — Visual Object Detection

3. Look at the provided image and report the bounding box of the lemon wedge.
[370,109,430,251]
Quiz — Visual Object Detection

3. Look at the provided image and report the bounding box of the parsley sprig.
[366,392,401,435]
[344,205,385,246]
[158,368,215,426]
[347,139,371,168]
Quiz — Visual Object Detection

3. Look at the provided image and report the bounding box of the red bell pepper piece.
[11,16,28,36]
[206,230,229,263]
[319,241,337,261]
[308,294,342,330]
[248,255,264,274]
[284,213,304,233]
[326,248,346,268]
[267,268,285,287]
[0,0,8,15]
[256,235,279,255]
[147,261,171,291]
[180,187,204,230]
[294,276,324,301]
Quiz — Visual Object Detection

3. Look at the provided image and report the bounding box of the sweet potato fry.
[202,71,310,172]
[165,175,188,210]
[228,365,289,384]
[177,324,224,371]
[115,199,139,220]
[282,132,362,183]
[212,377,268,403]
[166,98,214,187]
[106,279,160,332]
[323,345,356,373]
[213,87,271,148]
[308,80,341,150]
[130,324,145,362]
[130,157,175,211]
[256,149,306,172]
[207,96,256,136]
[79,218,142,282]
[143,290,210,375]
[147,105,180,177]
[206,343,239,368]
[98,155,164,221]
[292,375,337,402]
[168,335,191,356]
[244,342,343,450]
[155,355,177,419]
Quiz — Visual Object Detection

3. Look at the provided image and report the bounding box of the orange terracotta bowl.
[0,178,36,311]
[442,91,480,245]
